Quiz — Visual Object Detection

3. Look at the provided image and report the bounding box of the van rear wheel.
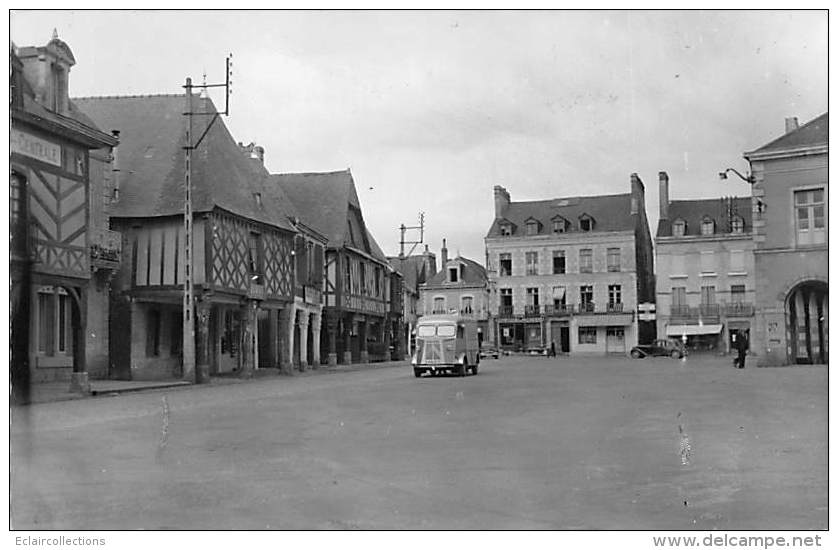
[413,368,422,378]
[472,364,479,375]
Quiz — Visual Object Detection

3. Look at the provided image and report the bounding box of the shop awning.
[666,324,723,336]
[577,313,634,327]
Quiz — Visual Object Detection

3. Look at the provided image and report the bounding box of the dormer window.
[449,266,459,283]
[526,220,539,236]
[551,216,569,234]
[672,219,686,237]
[731,216,744,234]
[700,217,715,236]
[500,223,513,236]
[579,214,595,232]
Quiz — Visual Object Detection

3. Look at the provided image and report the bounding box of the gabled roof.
[656,197,752,238]
[271,170,388,263]
[486,193,633,238]
[746,113,828,157]
[74,94,296,232]
[423,256,488,287]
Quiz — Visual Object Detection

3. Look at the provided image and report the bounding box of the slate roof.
[747,113,828,156]
[388,254,435,293]
[423,256,488,287]
[74,95,296,232]
[656,197,752,238]
[271,170,389,263]
[486,193,634,238]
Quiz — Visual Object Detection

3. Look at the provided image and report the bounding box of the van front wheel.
[458,363,466,377]
[471,364,479,375]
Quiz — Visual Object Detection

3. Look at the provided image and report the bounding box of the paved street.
[11,355,826,530]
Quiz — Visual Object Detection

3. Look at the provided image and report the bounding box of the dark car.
[479,346,500,359]
[630,338,687,359]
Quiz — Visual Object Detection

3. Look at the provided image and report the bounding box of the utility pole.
[182,55,232,383]
[399,212,425,258]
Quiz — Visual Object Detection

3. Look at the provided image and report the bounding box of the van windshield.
[436,325,456,337]
[416,324,457,338]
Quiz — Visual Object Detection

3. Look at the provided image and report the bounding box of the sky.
[10,10,828,264]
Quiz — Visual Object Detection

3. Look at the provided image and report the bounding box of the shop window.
[170,311,182,356]
[146,309,161,357]
[578,327,597,344]
[36,286,72,356]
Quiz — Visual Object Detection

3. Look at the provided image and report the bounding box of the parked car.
[630,338,687,359]
[479,346,500,359]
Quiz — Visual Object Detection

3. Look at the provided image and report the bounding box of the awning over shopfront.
[666,324,723,336]
[577,313,634,327]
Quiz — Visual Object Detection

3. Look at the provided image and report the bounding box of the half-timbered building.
[273,170,401,365]
[76,93,304,380]
[11,35,120,401]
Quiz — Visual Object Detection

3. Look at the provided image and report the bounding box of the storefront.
[666,323,724,353]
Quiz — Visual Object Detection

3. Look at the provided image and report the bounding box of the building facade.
[484,175,655,355]
[388,246,437,356]
[655,172,755,354]
[11,35,120,400]
[76,94,309,381]
[274,170,401,365]
[418,240,492,345]
[744,114,828,366]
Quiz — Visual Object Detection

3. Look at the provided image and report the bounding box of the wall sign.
[11,129,62,166]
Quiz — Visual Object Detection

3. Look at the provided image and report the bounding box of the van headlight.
[411,354,418,366]
[456,354,465,365]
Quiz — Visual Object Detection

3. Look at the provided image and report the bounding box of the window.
[607,248,620,272]
[526,287,540,306]
[433,297,446,314]
[552,286,566,307]
[461,296,473,314]
[248,232,263,283]
[578,327,597,344]
[700,217,715,236]
[500,224,513,236]
[375,266,381,296]
[730,284,746,303]
[672,287,687,306]
[700,286,716,305]
[10,173,25,255]
[359,263,367,295]
[673,219,686,237]
[499,253,512,277]
[795,188,826,245]
[525,252,539,275]
[499,288,513,307]
[579,249,593,273]
[731,216,744,234]
[170,311,182,356]
[526,221,539,236]
[608,284,622,305]
[449,267,459,283]
[36,287,72,356]
[146,309,161,357]
[552,250,566,274]
[344,260,352,293]
[580,285,594,311]
[552,219,567,233]
[729,250,745,273]
[580,216,594,231]
[700,251,715,274]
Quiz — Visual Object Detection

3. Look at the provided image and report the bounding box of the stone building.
[388,247,437,356]
[76,93,309,380]
[273,170,401,365]
[418,240,492,346]
[744,114,828,365]
[484,175,655,355]
[10,34,119,400]
[654,172,755,354]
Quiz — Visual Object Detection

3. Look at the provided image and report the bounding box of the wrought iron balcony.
[544,303,574,316]
[460,308,475,317]
[670,305,692,318]
[578,302,596,313]
[90,228,122,269]
[524,304,541,317]
[699,303,720,318]
[606,302,624,313]
[723,302,754,317]
[498,305,514,317]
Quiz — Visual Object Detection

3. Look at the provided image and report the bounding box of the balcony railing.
[544,303,574,315]
[669,304,722,320]
[724,302,754,317]
[699,303,720,317]
[606,302,624,313]
[460,308,475,317]
[432,308,448,315]
[498,305,514,317]
[524,304,541,317]
[578,302,596,313]
[90,228,122,269]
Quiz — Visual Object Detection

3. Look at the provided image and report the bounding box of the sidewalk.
[18,359,410,405]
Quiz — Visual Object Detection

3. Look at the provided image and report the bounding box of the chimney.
[630,173,645,216]
[441,238,448,267]
[111,130,121,202]
[785,117,799,134]
[658,171,669,220]
[493,185,510,219]
[254,146,265,164]
[17,31,75,115]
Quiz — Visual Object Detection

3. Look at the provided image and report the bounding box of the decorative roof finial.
[52,28,59,40]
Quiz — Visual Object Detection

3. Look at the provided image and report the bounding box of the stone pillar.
[359,319,369,363]
[265,309,279,368]
[343,315,353,365]
[278,306,295,375]
[327,312,338,366]
[195,300,211,383]
[298,309,310,371]
[239,301,257,378]
[311,309,322,368]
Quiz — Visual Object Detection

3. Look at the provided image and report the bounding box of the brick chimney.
[494,185,510,219]
[658,171,669,220]
[441,238,448,268]
[630,173,645,216]
[785,117,799,134]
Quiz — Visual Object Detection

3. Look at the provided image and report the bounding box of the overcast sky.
[11,10,828,264]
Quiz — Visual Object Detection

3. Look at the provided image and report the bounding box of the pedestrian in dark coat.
[735,334,748,369]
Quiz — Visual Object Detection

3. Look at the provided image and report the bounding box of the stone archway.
[786,280,828,365]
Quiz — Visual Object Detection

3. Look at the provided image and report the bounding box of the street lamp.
[718,168,755,184]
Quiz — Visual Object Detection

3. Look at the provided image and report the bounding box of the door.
[606,327,625,354]
[560,326,570,353]
[551,322,570,354]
